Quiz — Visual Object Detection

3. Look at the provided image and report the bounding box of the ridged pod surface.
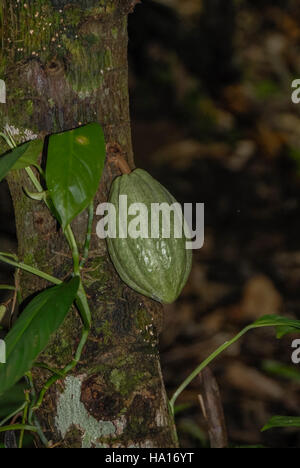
[107,169,192,303]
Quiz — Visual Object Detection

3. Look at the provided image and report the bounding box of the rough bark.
[0,0,177,448]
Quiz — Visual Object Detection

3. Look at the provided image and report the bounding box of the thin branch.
[198,367,228,449]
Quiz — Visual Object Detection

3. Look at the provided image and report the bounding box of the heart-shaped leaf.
[0,277,79,397]
[46,123,105,229]
[0,140,43,182]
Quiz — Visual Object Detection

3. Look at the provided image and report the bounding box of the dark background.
[1,0,300,448]
[128,0,300,448]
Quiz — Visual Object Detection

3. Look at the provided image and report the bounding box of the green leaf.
[178,419,208,446]
[0,144,29,182]
[250,315,300,334]
[12,139,43,170]
[254,79,281,99]
[0,140,43,182]
[276,325,300,339]
[46,123,105,229]
[0,383,27,419]
[170,314,300,412]
[0,285,15,291]
[0,277,79,397]
[262,360,300,383]
[262,416,300,432]
[174,403,193,415]
[0,305,6,323]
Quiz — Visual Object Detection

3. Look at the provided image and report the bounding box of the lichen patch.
[55,375,121,448]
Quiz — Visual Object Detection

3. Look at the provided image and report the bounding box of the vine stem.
[64,225,80,276]
[0,404,26,427]
[0,227,91,331]
[169,325,253,414]
[20,165,92,406]
[20,164,91,328]
[32,415,49,447]
[23,161,79,279]
[25,371,36,425]
[25,167,43,193]
[80,201,94,269]
[25,372,49,447]
[18,392,30,448]
[19,160,91,328]
[0,131,15,149]
[32,328,89,412]
[0,424,37,434]
[0,285,15,291]
[1,131,92,433]
[33,362,64,376]
[17,165,80,282]
[0,255,61,285]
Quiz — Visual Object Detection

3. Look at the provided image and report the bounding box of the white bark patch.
[55,376,117,448]
[0,80,6,103]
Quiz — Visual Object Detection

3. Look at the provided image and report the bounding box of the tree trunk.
[0,0,177,448]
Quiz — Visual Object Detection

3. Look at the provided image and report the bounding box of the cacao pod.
[107,168,192,304]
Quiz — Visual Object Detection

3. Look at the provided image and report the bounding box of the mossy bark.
[0,0,177,448]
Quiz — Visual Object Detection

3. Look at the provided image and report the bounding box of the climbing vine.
[0,122,105,446]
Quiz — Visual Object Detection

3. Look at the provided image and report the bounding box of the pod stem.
[117,157,131,175]
[106,142,132,175]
